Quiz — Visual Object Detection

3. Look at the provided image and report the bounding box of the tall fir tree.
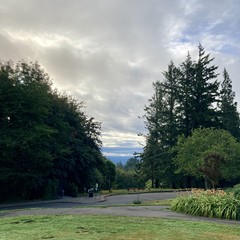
[142,45,222,188]
[142,62,180,187]
[219,68,240,139]
[142,81,165,187]
[191,44,220,129]
[177,53,196,137]
[161,61,180,147]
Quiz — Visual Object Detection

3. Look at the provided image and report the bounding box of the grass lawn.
[1,215,240,240]
[101,188,178,195]
[141,199,172,206]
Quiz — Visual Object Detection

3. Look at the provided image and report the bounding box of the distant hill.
[101,146,143,165]
[106,156,130,165]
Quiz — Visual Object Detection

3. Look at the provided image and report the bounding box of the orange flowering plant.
[171,188,240,220]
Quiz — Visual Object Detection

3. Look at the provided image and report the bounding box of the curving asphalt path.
[0,192,177,210]
[0,192,240,226]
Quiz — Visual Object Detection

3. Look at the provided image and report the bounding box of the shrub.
[232,184,240,199]
[43,179,59,200]
[66,183,78,197]
[133,200,141,204]
[171,189,240,220]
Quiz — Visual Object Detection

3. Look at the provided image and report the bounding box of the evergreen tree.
[177,53,196,137]
[141,45,222,188]
[161,61,180,147]
[219,68,240,139]
[142,81,165,187]
[191,44,220,129]
[141,62,180,187]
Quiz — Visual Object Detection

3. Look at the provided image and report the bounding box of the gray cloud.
[0,0,240,151]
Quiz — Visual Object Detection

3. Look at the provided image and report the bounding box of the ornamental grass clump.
[171,189,240,220]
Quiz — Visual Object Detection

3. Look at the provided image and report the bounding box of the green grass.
[74,199,172,208]
[1,215,240,240]
[142,199,172,206]
[101,188,179,195]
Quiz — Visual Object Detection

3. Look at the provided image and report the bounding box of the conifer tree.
[141,45,222,188]
[177,53,196,137]
[219,68,240,139]
[142,81,165,187]
[191,44,220,129]
[142,62,180,187]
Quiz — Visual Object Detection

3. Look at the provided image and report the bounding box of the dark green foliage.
[115,168,138,189]
[231,184,240,200]
[141,45,240,188]
[142,78,178,188]
[43,179,59,200]
[177,53,196,137]
[0,60,105,201]
[115,157,145,189]
[133,199,141,204]
[219,69,240,139]
[124,157,139,171]
[65,182,78,197]
[174,128,240,187]
[191,44,220,129]
[104,159,116,191]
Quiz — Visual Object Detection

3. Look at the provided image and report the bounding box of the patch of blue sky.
[177,36,190,44]
[218,45,240,56]
[177,24,240,56]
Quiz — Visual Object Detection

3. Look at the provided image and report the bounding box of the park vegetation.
[1,44,240,205]
[140,44,240,190]
[1,215,240,240]
[115,157,145,189]
[171,187,240,220]
[0,60,116,201]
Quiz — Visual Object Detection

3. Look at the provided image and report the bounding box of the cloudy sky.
[0,0,240,161]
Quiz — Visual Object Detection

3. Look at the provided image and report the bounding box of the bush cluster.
[171,189,240,220]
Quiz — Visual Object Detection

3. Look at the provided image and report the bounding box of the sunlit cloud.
[0,0,240,158]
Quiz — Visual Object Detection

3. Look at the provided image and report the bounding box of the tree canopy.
[141,45,240,188]
[0,60,112,201]
[174,128,240,187]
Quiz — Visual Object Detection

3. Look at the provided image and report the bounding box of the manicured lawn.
[1,215,240,240]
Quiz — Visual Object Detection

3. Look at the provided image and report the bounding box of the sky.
[0,0,240,163]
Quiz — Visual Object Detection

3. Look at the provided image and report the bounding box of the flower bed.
[171,189,240,220]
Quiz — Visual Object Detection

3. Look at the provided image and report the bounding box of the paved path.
[0,192,239,226]
[0,192,177,210]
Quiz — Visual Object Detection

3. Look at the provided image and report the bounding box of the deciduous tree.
[174,128,240,188]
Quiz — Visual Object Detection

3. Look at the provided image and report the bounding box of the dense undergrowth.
[171,187,240,220]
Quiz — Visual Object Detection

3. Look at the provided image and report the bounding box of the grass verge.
[1,215,240,240]
[74,199,172,208]
[101,188,180,195]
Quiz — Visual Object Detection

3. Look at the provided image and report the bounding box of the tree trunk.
[204,177,211,189]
